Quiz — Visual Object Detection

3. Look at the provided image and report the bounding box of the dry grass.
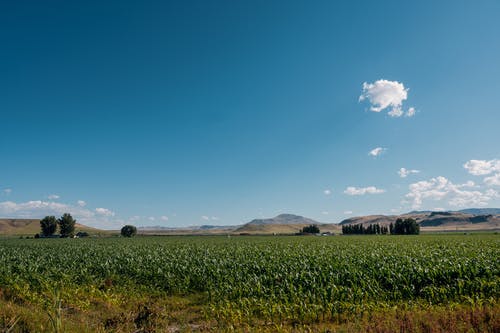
[1,294,498,332]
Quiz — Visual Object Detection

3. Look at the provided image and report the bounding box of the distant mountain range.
[3,209,499,236]
[139,214,325,235]
[458,208,500,215]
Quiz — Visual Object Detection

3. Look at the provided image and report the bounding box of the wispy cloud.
[359,79,416,117]
[3,188,12,195]
[344,186,385,196]
[323,189,332,195]
[369,147,387,157]
[201,215,219,221]
[398,167,420,178]
[95,207,115,217]
[77,200,87,207]
[406,107,416,117]
[48,194,60,200]
[484,173,500,186]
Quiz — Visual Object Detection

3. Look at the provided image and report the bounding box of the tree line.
[342,218,420,235]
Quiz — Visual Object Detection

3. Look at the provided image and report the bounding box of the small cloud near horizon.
[344,186,386,196]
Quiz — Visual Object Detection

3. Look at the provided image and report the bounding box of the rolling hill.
[234,214,339,234]
[0,218,105,236]
[246,214,320,226]
[340,210,500,231]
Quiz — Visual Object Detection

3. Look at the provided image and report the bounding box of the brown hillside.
[339,212,500,231]
[234,223,340,235]
[0,218,104,236]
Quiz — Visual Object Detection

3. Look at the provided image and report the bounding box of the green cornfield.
[0,234,499,331]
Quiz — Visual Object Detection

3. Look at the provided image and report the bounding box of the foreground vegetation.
[0,234,499,332]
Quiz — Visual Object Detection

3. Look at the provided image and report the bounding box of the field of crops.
[0,234,499,332]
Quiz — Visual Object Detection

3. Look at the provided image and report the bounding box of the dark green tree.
[392,218,420,235]
[302,224,320,234]
[405,218,420,235]
[121,225,137,237]
[58,213,76,238]
[40,215,57,236]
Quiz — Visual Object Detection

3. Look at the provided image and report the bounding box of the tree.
[58,213,76,238]
[40,215,57,236]
[391,218,420,235]
[302,224,320,234]
[121,225,137,237]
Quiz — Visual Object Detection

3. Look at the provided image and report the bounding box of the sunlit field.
[1,234,499,332]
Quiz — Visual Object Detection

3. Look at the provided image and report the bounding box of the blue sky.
[1,1,500,228]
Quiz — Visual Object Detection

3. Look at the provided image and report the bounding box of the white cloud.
[359,79,410,117]
[343,210,353,215]
[369,147,387,157]
[3,188,12,195]
[160,215,169,221]
[0,200,93,218]
[405,176,497,209]
[406,107,416,117]
[398,168,420,178]
[321,211,329,215]
[0,199,121,229]
[323,189,332,195]
[148,216,156,221]
[201,215,219,221]
[388,107,404,117]
[344,186,385,196]
[77,200,87,207]
[48,194,60,200]
[464,159,500,176]
[484,173,500,186]
[95,207,115,217]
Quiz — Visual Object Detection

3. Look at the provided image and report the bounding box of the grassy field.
[0,234,499,332]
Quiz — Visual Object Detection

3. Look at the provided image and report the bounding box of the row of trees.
[40,213,76,237]
[342,218,420,235]
[301,224,320,234]
[342,223,389,235]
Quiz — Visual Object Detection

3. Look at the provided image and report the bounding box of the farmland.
[0,234,499,332]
